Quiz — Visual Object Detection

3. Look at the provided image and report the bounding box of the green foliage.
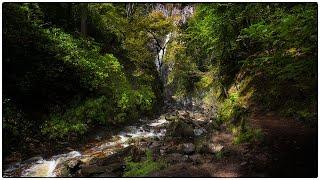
[182,3,317,124]
[41,116,87,139]
[165,36,200,99]
[216,92,248,125]
[124,150,167,177]
[233,127,263,145]
[3,3,159,143]
[215,151,224,160]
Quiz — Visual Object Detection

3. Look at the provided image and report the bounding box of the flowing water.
[3,116,170,177]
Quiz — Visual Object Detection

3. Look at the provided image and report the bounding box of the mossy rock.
[165,115,178,121]
[166,119,194,138]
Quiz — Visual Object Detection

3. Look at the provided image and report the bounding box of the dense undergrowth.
[3,3,172,157]
[164,3,317,142]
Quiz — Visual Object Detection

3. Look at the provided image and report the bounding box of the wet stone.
[208,143,224,153]
[23,156,43,164]
[193,128,205,136]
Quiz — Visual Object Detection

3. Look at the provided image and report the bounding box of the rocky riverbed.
[4,104,229,177]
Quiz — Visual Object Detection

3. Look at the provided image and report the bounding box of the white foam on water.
[148,118,168,127]
[21,151,82,177]
[14,115,169,177]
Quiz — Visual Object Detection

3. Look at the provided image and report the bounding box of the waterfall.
[152,4,194,105]
[155,33,171,82]
[153,4,194,80]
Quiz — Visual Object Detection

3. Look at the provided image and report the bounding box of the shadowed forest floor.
[3,104,318,178]
[247,112,317,177]
[150,111,317,177]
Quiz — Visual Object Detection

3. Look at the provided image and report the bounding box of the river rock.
[182,143,195,154]
[165,115,177,121]
[54,163,71,177]
[167,120,194,138]
[208,143,224,153]
[67,159,81,169]
[193,128,205,136]
[23,156,43,164]
[166,153,184,164]
[53,158,82,177]
[150,141,161,148]
[89,145,134,166]
[189,154,202,164]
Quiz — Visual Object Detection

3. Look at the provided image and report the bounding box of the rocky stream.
[3,101,225,177]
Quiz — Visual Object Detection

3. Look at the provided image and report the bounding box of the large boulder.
[54,158,81,177]
[88,145,135,166]
[167,119,194,138]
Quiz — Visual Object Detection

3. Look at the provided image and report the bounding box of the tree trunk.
[80,3,87,38]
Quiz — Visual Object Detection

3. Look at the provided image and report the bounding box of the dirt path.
[244,112,318,177]
[151,111,317,177]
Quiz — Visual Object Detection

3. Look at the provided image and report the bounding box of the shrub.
[41,115,87,139]
[233,127,263,145]
[124,150,167,177]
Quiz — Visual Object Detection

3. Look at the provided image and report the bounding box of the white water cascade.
[155,33,172,81]
[22,151,81,177]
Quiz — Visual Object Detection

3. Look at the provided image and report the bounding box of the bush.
[124,150,167,177]
[233,127,263,145]
[41,116,87,139]
[216,92,248,125]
